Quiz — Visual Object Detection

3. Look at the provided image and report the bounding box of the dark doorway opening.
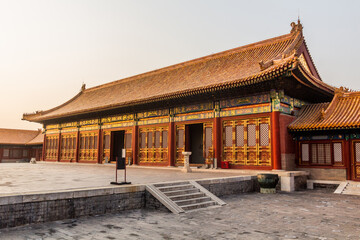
[112,130,125,162]
[188,123,204,164]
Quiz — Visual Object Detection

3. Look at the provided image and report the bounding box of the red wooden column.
[271,111,281,170]
[57,132,61,162]
[345,139,351,180]
[0,149,3,163]
[132,125,138,165]
[97,128,102,164]
[213,117,221,168]
[42,133,47,161]
[75,128,80,162]
[168,121,175,166]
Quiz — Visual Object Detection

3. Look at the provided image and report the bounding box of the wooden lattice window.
[23,149,28,157]
[162,131,168,148]
[301,144,309,162]
[95,136,98,148]
[45,135,59,160]
[247,124,256,147]
[3,149,9,157]
[140,132,146,148]
[311,143,331,165]
[333,143,342,163]
[12,149,22,158]
[155,131,161,148]
[60,134,77,161]
[125,133,132,149]
[139,127,168,163]
[78,131,98,161]
[223,117,271,167]
[259,123,269,146]
[356,142,360,162]
[236,125,244,147]
[311,144,317,162]
[85,137,89,149]
[104,134,110,149]
[225,126,232,147]
[300,141,344,166]
[148,132,153,148]
[177,129,184,148]
[80,137,84,149]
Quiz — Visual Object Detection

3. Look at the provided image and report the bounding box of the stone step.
[146,180,225,214]
[175,196,212,206]
[158,184,195,192]
[181,200,217,211]
[335,181,360,196]
[163,188,200,197]
[169,192,206,201]
[153,181,189,188]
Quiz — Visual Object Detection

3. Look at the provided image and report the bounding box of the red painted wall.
[279,114,296,154]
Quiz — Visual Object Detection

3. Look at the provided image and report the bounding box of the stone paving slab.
[1,190,360,239]
[0,162,249,195]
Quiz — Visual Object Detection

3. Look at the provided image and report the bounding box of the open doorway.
[111,130,125,162]
[188,123,204,164]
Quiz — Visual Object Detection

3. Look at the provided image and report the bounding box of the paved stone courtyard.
[0,162,247,195]
[1,190,359,239]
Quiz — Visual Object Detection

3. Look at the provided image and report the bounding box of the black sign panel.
[116,157,126,170]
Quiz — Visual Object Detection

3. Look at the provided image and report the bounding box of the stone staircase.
[335,181,360,196]
[146,180,226,214]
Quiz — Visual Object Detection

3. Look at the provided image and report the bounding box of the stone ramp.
[146,180,226,214]
[335,181,360,196]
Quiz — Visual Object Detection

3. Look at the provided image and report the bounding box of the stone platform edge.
[0,176,256,206]
[0,172,308,206]
[0,174,308,229]
[0,185,146,206]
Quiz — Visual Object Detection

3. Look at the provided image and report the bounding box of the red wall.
[279,114,296,154]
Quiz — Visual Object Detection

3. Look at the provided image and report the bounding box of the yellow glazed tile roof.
[289,90,360,131]
[26,131,44,145]
[0,129,42,145]
[23,21,332,122]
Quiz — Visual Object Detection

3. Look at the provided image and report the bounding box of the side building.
[289,89,360,181]
[0,128,43,163]
[22,21,334,171]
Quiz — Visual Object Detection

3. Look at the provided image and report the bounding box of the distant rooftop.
[0,128,43,145]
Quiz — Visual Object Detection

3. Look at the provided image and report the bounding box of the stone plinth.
[182,152,192,173]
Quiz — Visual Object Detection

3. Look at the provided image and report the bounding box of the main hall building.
[24,21,359,181]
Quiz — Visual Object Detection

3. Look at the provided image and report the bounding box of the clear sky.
[1,0,359,130]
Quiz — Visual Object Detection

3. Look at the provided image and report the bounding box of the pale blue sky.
[1,0,359,130]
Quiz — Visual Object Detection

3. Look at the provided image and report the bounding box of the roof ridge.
[321,92,340,120]
[26,131,43,145]
[302,40,322,80]
[85,33,295,93]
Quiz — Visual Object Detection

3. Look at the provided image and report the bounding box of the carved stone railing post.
[182,152,192,173]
